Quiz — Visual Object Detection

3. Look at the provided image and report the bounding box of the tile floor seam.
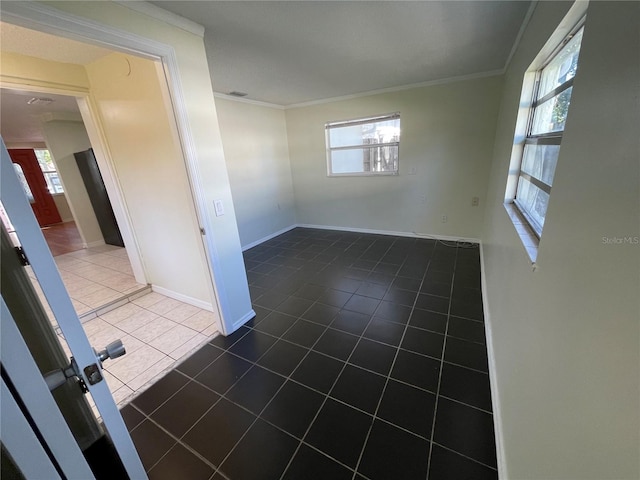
[425,244,461,480]
[431,441,499,471]
[349,237,434,480]
[129,402,221,474]
[125,230,493,479]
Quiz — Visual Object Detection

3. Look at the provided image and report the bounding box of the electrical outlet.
[441,215,448,223]
[419,194,426,204]
[472,196,480,207]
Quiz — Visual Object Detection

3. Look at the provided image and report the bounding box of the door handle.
[43,339,126,391]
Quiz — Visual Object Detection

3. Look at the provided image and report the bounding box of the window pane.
[538,27,583,99]
[331,146,398,174]
[329,118,400,148]
[531,86,573,135]
[521,144,561,186]
[34,149,55,172]
[516,176,549,234]
[44,173,64,194]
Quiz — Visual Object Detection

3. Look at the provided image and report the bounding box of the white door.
[0,138,147,479]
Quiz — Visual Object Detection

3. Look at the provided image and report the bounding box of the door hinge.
[15,246,29,266]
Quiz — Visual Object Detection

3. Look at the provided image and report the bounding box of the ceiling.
[150,1,532,106]
[0,22,112,144]
[0,89,83,144]
[0,1,532,143]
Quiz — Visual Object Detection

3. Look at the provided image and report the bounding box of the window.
[326,113,400,176]
[513,25,584,237]
[34,149,63,194]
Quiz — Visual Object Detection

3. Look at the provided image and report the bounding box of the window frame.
[325,112,400,177]
[34,149,64,195]
[512,19,585,239]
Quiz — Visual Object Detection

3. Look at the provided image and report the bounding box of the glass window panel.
[521,144,561,186]
[537,27,584,99]
[34,149,55,172]
[13,164,35,203]
[329,118,400,148]
[531,87,573,135]
[44,173,64,194]
[330,146,399,174]
[516,176,549,235]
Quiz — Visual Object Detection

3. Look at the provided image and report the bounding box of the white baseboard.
[296,223,481,244]
[229,308,257,334]
[479,243,507,479]
[151,285,214,311]
[241,225,298,251]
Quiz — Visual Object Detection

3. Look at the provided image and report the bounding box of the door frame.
[1,139,147,478]
[0,1,233,332]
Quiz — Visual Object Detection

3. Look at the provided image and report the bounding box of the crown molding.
[285,69,505,109]
[113,1,205,37]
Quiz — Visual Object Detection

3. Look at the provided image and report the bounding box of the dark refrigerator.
[74,148,125,247]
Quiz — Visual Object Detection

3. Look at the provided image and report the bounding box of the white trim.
[241,224,298,251]
[1,382,63,480]
[1,139,147,479]
[151,285,214,312]
[296,223,481,244]
[114,1,205,37]
[214,92,285,110]
[479,243,507,479]
[285,69,504,109]
[1,299,95,480]
[231,308,257,332]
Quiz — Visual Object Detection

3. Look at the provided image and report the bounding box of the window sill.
[504,202,539,265]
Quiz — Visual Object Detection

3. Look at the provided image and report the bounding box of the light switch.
[214,199,225,217]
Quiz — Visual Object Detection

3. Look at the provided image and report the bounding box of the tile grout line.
[278,235,401,480]
[350,236,436,480]
[425,242,460,480]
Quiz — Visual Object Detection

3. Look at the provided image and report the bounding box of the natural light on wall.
[326,113,400,176]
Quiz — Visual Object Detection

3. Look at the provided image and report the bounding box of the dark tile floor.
[121,228,497,480]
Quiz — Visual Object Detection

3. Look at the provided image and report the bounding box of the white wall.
[285,76,503,239]
[40,120,103,245]
[85,52,212,305]
[215,98,296,248]
[482,2,639,478]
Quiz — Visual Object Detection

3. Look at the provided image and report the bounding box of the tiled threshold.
[78,284,153,323]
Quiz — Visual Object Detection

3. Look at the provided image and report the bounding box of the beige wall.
[482,2,639,478]
[285,76,503,239]
[0,51,89,93]
[40,120,103,245]
[215,98,296,248]
[85,52,211,304]
[52,194,72,222]
[46,0,252,327]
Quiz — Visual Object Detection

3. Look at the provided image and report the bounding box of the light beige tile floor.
[27,244,221,419]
